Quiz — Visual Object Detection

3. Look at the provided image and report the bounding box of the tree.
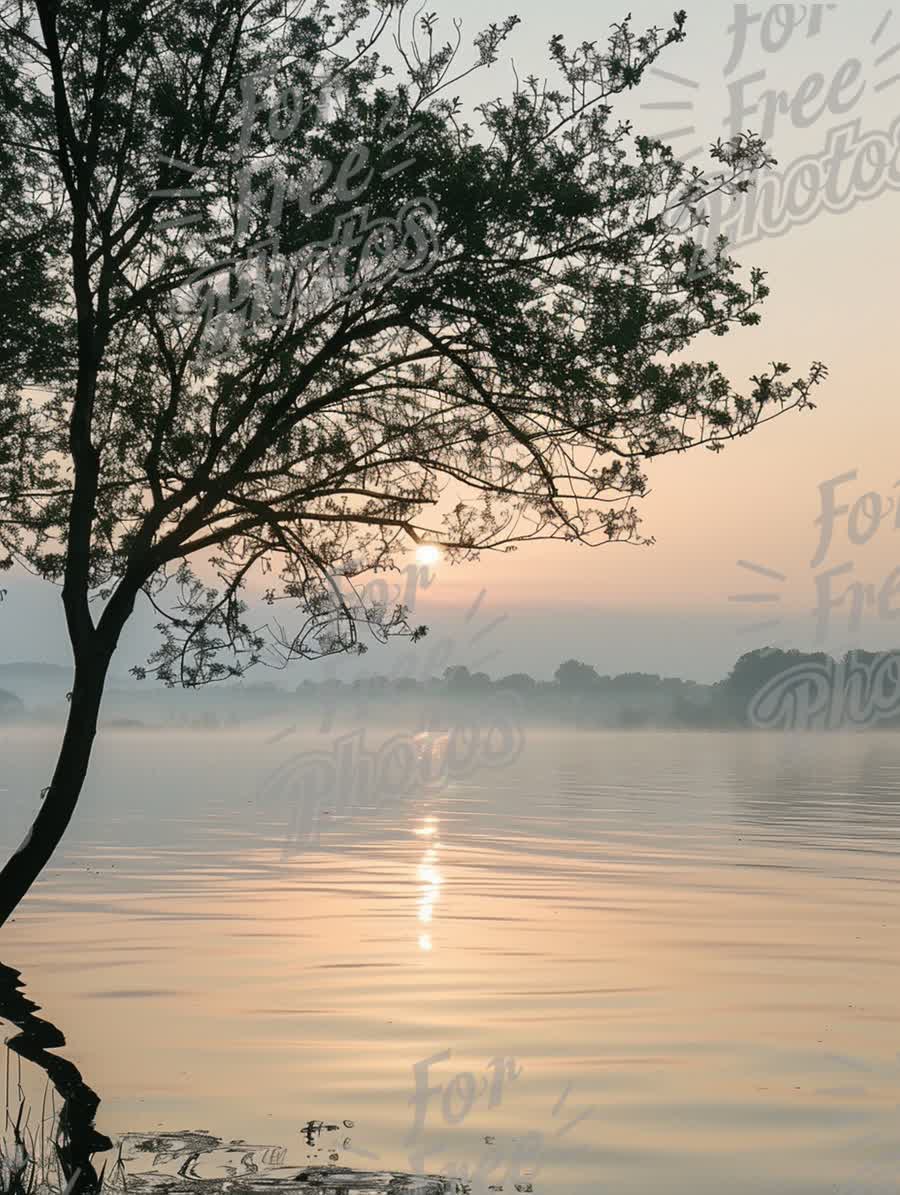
[0,688,24,721]
[0,0,826,926]
[497,672,536,693]
[719,647,831,724]
[443,664,471,690]
[611,671,661,692]
[392,676,420,694]
[555,659,601,692]
[0,40,70,388]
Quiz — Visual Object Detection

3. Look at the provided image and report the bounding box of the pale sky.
[3,0,898,683]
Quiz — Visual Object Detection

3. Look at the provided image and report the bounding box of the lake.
[2,725,900,1193]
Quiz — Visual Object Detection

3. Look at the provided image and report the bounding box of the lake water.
[3,725,900,1193]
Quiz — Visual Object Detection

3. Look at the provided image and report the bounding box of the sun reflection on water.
[415,815,441,952]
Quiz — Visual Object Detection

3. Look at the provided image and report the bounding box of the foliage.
[0,1,826,689]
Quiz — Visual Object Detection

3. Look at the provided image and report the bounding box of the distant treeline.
[2,648,899,730]
[294,648,900,729]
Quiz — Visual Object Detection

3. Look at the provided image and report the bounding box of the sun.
[416,544,441,567]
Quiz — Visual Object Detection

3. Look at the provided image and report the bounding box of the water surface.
[3,727,900,1193]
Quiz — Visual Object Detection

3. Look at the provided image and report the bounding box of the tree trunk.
[0,653,110,927]
[0,961,112,1192]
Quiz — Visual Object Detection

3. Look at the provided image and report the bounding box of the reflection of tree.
[0,962,111,1194]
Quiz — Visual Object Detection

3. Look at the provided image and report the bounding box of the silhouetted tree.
[0,48,69,389]
[611,672,661,692]
[0,689,23,721]
[555,659,601,692]
[497,673,537,692]
[444,664,490,692]
[0,1,825,922]
[392,676,421,694]
[720,648,831,724]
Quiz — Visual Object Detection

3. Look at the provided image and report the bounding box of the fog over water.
[3,725,900,1193]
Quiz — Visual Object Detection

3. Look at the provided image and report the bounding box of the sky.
[3,0,899,683]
